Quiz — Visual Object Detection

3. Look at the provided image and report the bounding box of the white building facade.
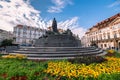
[0,29,13,45]
[13,25,45,45]
[81,13,120,49]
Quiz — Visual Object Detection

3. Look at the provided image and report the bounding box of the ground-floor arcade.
[95,38,120,50]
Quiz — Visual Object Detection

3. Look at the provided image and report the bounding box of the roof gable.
[109,17,120,27]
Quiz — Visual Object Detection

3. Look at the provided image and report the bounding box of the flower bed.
[44,57,120,79]
[2,54,27,59]
[0,54,120,79]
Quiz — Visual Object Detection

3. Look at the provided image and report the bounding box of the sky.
[0,0,120,38]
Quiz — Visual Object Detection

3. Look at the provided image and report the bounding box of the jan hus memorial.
[11,18,105,60]
[34,18,81,47]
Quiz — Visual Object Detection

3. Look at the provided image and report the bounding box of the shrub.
[68,56,107,65]
[114,51,120,58]
[0,53,3,57]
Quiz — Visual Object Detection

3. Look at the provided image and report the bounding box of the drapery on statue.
[52,18,58,33]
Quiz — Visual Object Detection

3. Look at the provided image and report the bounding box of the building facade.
[81,13,120,49]
[13,25,45,45]
[0,29,13,45]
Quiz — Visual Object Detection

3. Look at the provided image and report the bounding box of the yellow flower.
[107,50,115,54]
[2,53,27,59]
[44,57,120,79]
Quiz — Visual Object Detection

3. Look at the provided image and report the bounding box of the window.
[104,35,106,39]
[14,31,16,34]
[18,32,20,35]
[23,27,27,32]
[104,44,107,47]
[114,33,117,38]
[14,27,17,31]
[101,44,103,48]
[107,34,110,39]
[30,31,32,34]
[100,35,102,40]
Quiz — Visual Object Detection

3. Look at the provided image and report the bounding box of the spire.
[52,18,58,33]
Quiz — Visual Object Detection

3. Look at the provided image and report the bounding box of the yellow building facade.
[81,13,120,49]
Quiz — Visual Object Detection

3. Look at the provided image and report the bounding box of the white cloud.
[0,0,45,31]
[44,17,79,30]
[0,0,85,38]
[72,27,86,39]
[46,17,87,38]
[48,0,73,13]
[58,17,79,29]
[108,0,120,8]
[58,17,86,38]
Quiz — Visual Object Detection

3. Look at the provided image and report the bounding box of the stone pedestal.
[34,34,81,47]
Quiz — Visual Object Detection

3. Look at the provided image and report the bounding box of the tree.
[0,39,13,46]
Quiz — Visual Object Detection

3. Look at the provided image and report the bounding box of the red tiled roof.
[92,13,120,28]
[17,24,23,28]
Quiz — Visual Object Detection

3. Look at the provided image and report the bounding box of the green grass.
[0,58,49,80]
